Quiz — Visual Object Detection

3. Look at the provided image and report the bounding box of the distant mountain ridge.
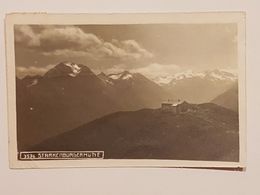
[153,69,237,86]
[153,69,237,103]
[16,62,169,150]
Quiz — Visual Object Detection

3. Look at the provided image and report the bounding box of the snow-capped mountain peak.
[172,70,205,80]
[43,61,94,78]
[153,70,205,86]
[108,71,133,81]
[122,73,133,80]
[153,69,237,86]
[97,72,114,85]
[204,69,237,81]
[63,61,81,77]
[152,75,174,86]
[109,73,121,80]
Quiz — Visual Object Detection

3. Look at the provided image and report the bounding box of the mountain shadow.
[211,83,238,112]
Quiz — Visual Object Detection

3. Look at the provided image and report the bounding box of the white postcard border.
[5,12,246,169]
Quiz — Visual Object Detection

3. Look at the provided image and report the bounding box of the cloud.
[15,25,153,61]
[16,64,55,78]
[133,63,181,79]
[15,25,40,46]
[103,64,126,74]
[111,39,153,59]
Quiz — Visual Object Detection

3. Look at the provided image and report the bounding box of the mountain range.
[16,62,169,150]
[154,69,237,103]
[16,61,238,150]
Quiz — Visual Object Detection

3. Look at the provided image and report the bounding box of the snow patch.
[27,79,38,87]
[107,80,114,85]
[109,74,121,80]
[102,78,114,85]
[153,75,174,86]
[206,70,237,81]
[122,74,133,80]
[108,71,133,80]
[210,72,226,80]
[64,62,81,77]
[173,70,205,80]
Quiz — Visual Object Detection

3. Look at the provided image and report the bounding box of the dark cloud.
[15,25,153,62]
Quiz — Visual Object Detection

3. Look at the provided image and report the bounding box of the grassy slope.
[33,103,239,162]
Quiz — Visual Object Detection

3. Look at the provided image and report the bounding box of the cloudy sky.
[14,24,237,78]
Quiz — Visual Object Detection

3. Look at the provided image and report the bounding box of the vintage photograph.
[5,13,246,168]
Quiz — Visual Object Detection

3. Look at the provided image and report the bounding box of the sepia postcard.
[5,13,246,169]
